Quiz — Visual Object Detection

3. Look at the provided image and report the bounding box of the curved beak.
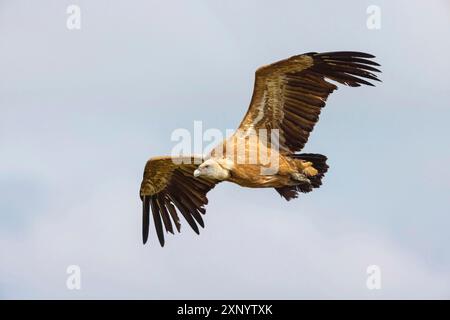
[193,169,201,177]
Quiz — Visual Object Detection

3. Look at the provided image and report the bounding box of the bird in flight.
[140,51,381,246]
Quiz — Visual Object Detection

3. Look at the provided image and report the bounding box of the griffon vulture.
[140,51,381,246]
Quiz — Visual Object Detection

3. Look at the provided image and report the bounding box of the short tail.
[275,153,329,201]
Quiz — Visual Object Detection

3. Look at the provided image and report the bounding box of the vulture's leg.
[290,172,311,185]
[298,160,319,177]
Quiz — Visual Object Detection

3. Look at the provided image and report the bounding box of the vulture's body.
[140,51,381,246]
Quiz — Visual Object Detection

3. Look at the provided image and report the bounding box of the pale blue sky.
[1,0,450,299]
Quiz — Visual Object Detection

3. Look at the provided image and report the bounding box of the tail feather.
[275,153,329,201]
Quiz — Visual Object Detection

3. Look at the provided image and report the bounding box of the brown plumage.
[140,51,381,246]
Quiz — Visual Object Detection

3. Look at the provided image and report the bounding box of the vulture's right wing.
[139,156,218,246]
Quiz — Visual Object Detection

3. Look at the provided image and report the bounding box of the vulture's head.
[193,158,231,180]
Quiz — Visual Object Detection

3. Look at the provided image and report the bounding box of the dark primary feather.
[150,197,164,246]
[156,194,173,234]
[142,196,150,244]
[311,51,381,87]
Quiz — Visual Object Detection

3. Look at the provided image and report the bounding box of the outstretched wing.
[237,51,381,153]
[139,156,218,246]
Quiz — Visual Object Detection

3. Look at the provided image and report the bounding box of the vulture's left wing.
[139,156,218,246]
[236,51,381,153]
